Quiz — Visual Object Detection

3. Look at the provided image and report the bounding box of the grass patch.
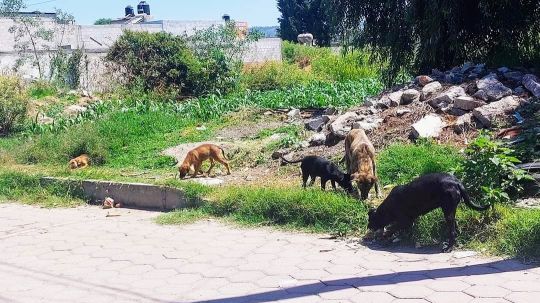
[159,185,368,236]
[156,208,210,225]
[28,81,58,99]
[409,205,540,258]
[0,170,85,208]
[378,142,463,186]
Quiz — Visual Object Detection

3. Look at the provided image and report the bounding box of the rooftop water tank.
[125,5,134,17]
[222,14,230,22]
[137,1,150,15]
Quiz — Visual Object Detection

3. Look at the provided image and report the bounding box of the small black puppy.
[281,155,354,192]
[367,173,489,252]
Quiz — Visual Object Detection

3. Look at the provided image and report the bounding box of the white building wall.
[0,18,282,90]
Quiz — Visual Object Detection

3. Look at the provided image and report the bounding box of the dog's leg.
[302,174,309,188]
[309,176,316,187]
[216,158,231,175]
[192,163,202,178]
[206,158,215,176]
[372,158,382,198]
[321,178,327,191]
[442,206,458,253]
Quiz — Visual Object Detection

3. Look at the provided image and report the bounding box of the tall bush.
[335,0,540,83]
[0,76,27,135]
[106,30,202,97]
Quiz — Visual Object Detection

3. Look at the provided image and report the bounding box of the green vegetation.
[0,75,28,135]
[28,81,58,99]
[334,0,540,83]
[457,133,533,206]
[0,170,84,208]
[107,24,259,98]
[241,42,380,91]
[377,142,463,186]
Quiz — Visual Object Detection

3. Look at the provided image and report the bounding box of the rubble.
[305,116,329,132]
[415,75,433,86]
[421,81,443,100]
[329,112,358,138]
[411,114,446,139]
[64,105,87,117]
[453,96,487,111]
[309,133,327,146]
[401,89,421,104]
[427,86,466,109]
[522,74,540,98]
[473,96,522,128]
[476,75,513,101]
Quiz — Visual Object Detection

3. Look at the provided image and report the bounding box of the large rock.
[427,86,466,109]
[522,74,540,98]
[305,116,329,132]
[329,112,358,138]
[309,133,327,146]
[421,81,443,100]
[415,75,433,87]
[454,96,487,111]
[473,96,522,128]
[476,76,512,102]
[473,89,489,101]
[64,105,87,117]
[352,117,383,131]
[375,96,392,109]
[287,108,301,120]
[388,91,403,107]
[504,71,524,83]
[411,114,446,139]
[401,89,421,104]
[454,113,475,134]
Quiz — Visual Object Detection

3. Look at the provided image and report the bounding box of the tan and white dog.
[344,129,381,199]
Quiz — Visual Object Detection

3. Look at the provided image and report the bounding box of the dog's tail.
[458,182,490,211]
[219,146,228,160]
[280,156,303,165]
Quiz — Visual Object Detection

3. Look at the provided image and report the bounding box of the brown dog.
[69,154,90,169]
[344,129,381,200]
[178,144,231,179]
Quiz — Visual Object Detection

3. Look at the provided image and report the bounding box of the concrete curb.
[40,177,192,211]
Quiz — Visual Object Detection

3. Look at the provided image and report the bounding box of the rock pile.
[296,63,538,147]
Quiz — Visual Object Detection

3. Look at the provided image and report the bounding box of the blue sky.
[24,0,280,26]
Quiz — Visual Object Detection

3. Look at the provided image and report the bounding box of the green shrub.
[0,76,28,135]
[378,142,463,186]
[241,62,316,91]
[457,133,532,205]
[106,31,202,97]
[28,80,57,99]
[493,207,540,258]
[188,23,258,95]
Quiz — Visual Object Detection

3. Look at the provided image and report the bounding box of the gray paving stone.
[0,203,537,303]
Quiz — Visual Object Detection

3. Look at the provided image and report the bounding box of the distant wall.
[0,18,282,90]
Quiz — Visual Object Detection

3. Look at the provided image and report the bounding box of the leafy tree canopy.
[335,0,540,83]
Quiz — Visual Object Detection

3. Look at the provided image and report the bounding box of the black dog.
[281,155,354,192]
[367,173,489,252]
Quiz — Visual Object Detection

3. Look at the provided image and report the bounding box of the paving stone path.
[0,203,538,303]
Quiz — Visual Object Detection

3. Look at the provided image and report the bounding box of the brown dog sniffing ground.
[178,144,231,179]
[69,154,90,170]
[344,129,381,200]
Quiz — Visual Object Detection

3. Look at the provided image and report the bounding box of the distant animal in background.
[178,144,231,179]
[281,155,354,193]
[367,173,489,252]
[345,129,381,200]
[69,154,90,170]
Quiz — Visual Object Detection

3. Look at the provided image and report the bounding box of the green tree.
[334,0,540,84]
[277,0,333,46]
[94,18,113,25]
